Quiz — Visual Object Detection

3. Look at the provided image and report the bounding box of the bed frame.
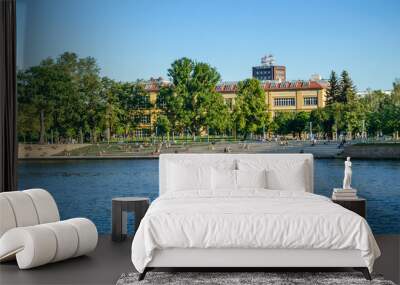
[139,154,371,281]
[140,248,370,280]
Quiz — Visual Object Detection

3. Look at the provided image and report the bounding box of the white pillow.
[266,162,307,191]
[236,169,267,189]
[212,159,237,171]
[167,163,212,192]
[212,168,237,190]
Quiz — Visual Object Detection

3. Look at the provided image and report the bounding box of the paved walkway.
[18,141,344,159]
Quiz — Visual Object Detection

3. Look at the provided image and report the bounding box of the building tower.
[252,54,286,81]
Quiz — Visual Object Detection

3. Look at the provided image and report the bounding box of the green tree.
[310,108,329,137]
[361,89,388,111]
[289,111,310,139]
[155,115,171,140]
[392,79,400,105]
[165,57,221,136]
[53,52,85,143]
[115,82,138,139]
[131,81,153,135]
[196,92,231,135]
[339,70,356,103]
[361,90,387,137]
[233,78,269,139]
[101,77,122,143]
[343,101,365,139]
[17,96,40,143]
[273,112,295,136]
[157,86,186,137]
[326,71,340,105]
[17,58,73,144]
[381,102,400,136]
[79,57,105,143]
[366,110,382,137]
[325,102,345,139]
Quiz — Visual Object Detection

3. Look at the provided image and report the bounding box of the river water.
[18,159,400,234]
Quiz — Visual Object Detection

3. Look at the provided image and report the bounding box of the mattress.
[131,190,380,273]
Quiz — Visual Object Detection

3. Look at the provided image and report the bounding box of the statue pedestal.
[333,188,357,192]
[332,188,358,200]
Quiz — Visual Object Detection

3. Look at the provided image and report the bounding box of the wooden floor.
[0,236,134,285]
[0,235,399,285]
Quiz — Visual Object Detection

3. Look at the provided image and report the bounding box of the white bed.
[131,154,380,280]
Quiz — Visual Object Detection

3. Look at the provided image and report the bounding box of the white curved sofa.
[0,189,98,269]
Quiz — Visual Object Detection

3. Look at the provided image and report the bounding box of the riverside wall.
[343,144,400,159]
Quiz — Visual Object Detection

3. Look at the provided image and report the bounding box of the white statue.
[342,157,352,189]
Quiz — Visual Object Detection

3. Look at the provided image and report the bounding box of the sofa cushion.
[24,189,60,224]
[0,218,97,269]
[0,192,39,227]
[0,196,17,238]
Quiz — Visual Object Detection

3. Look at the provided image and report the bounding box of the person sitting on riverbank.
[338,138,347,149]
[224,146,232,153]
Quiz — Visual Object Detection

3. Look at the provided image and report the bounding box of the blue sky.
[17,0,400,90]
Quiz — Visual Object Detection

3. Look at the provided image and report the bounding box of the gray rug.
[116,272,396,285]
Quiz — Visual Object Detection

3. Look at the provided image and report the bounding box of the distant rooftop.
[357,89,392,97]
[142,77,171,92]
[141,77,328,93]
[216,80,328,93]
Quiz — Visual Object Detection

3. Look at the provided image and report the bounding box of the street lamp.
[263,124,265,141]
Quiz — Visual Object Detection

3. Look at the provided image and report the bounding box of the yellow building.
[134,79,328,137]
[132,79,167,137]
[215,80,328,116]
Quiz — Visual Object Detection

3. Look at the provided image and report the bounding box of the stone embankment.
[343,144,400,159]
[18,142,344,159]
[19,144,90,158]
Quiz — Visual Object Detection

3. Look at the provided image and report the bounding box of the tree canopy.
[232,78,269,139]
[161,57,230,137]
[17,52,400,143]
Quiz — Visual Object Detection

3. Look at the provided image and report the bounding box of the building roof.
[141,79,328,93]
[142,78,171,92]
[215,80,327,93]
[252,65,286,69]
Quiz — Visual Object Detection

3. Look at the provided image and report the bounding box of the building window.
[225,98,233,110]
[138,95,150,108]
[140,115,151,124]
[134,129,143,137]
[134,114,151,124]
[134,128,150,138]
[304,97,318,106]
[157,97,166,109]
[274,97,295,106]
[142,129,150,137]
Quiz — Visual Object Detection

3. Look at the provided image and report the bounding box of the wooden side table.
[112,197,150,242]
[332,197,366,218]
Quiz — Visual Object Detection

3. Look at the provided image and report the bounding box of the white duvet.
[131,190,380,273]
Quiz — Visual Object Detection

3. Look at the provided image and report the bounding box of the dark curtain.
[0,0,17,192]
